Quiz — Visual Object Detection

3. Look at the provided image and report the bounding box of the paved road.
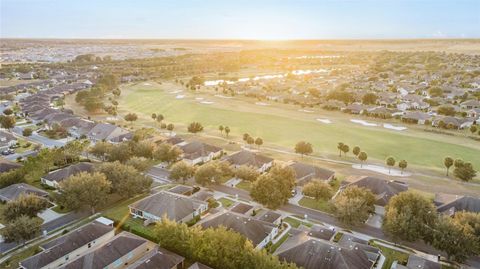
[12,126,66,148]
[212,185,480,268]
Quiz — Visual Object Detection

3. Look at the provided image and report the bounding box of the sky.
[1,0,479,39]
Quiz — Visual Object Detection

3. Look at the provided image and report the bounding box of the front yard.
[101,194,157,242]
[298,197,334,213]
[370,241,410,269]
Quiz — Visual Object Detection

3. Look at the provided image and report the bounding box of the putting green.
[120,82,480,171]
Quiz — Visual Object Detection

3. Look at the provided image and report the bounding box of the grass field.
[118,82,480,171]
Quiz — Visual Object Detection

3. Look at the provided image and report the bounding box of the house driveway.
[38,208,63,223]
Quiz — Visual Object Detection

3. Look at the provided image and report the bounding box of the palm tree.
[337,142,345,157]
[219,125,224,136]
[224,126,230,138]
[386,156,396,174]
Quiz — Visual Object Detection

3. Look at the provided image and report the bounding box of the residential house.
[167,185,194,196]
[337,234,382,263]
[59,118,96,138]
[434,193,480,216]
[41,162,95,188]
[254,210,282,225]
[0,159,21,173]
[391,255,441,269]
[179,141,223,165]
[19,221,115,269]
[164,136,185,146]
[87,123,132,143]
[342,103,368,114]
[288,161,335,185]
[230,202,254,215]
[190,190,214,202]
[223,150,274,173]
[340,176,408,208]
[59,232,153,269]
[198,211,278,249]
[275,233,378,269]
[0,130,17,151]
[129,191,208,224]
[401,112,433,125]
[305,224,335,241]
[467,108,480,118]
[460,99,480,110]
[127,247,184,269]
[0,183,48,202]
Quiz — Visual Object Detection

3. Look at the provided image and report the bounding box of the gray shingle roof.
[344,176,408,206]
[42,162,94,183]
[224,150,273,169]
[277,237,374,269]
[180,141,222,160]
[20,222,114,269]
[230,202,253,214]
[289,162,335,184]
[0,183,48,202]
[255,210,282,224]
[60,232,148,269]
[130,191,207,221]
[406,255,441,269]
[435,193,480,215]
[128,247,184,269]
[87,123,130,141]
[0,159,21,173]
[199,212,276,246]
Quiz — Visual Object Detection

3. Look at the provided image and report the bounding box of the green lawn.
[370,242,410,269]
[218,197,235,208]
[236,180,252,192]
[268,232,290,253]
[283,216,313,228]
[119,82,480,170]
[332,232,344,242]
[298,197,334,213]
[102,194,157,242]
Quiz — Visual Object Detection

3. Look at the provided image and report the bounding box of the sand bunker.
[316,119,332,124]
[350,119,378,127]
[176,95,185,99]
[383,124,407,131]
[255,102,269,106]
[200,101,214,104]
[215,94,234,99]
[299,109,314,113]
